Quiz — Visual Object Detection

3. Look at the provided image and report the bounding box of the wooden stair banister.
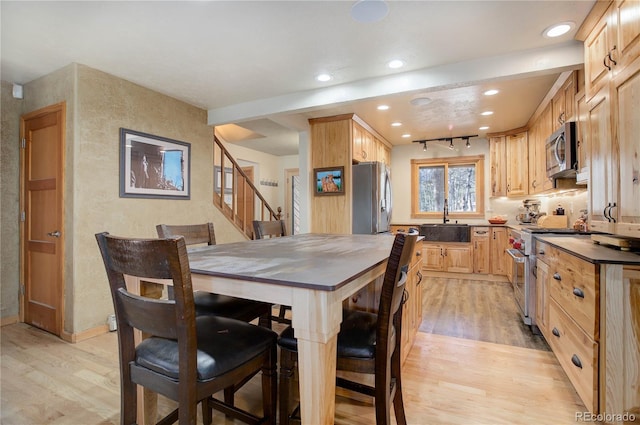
[212,134,281,239]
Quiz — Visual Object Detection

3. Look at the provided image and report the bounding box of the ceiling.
[1,1,595,156]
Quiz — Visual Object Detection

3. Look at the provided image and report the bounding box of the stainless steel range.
[506,226,597,333]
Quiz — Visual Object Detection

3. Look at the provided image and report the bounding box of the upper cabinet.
[584,0,640,101]
[352,121,373,163]
[489,132,529,197]
[551,73,577,130]
[581,0,640,238]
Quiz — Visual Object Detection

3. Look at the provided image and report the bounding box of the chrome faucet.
[443,199,450,223]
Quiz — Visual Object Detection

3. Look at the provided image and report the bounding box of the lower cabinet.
[422,242,473,273]
[537,242,600,413]
[401,241,423,362]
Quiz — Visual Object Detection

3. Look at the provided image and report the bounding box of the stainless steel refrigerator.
[352,161,392,234]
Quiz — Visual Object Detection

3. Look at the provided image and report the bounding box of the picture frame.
[119,128,191,199]
[314,166,345,196]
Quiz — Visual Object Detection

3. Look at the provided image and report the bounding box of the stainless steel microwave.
[545,121,576,179]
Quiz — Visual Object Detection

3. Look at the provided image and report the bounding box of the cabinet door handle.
[402,289,409,305]
[610,202,617,223]
[552,327,560,337]
[553,273,561,281]
[608,45,617,66]
[571,354,583,369]
[604,204,611,221]
[604,55,611,71]
[573,287,585,298]
[475,241,478,249]
[416,271,423,286]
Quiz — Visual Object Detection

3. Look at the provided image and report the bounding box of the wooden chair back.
[252,220,286,240]
[156,222,216,246]
[95,232,198,424]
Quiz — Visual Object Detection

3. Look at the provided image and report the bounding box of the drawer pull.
[538,250,545,255]
[572,287,585,298]
[571,354,583,369]
[552,327,560,337]
[553,273,562,281]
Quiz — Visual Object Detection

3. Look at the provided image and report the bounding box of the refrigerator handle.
[384,168,392,227]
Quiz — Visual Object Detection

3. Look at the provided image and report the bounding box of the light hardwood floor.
[1,278,587,424]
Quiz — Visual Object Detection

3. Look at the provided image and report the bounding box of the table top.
[188,233,395,291]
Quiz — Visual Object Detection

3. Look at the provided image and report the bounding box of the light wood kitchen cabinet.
[490,227,508,275]
[582,0,640,237]
[602,265,640,421]
[422,242,473,273]
[585,1,640,100]
[489,136,507,197]
[472,227,490,274]
[527,105,554,194]
[352,121,373,163]
[536,257,550,336]
[538,243,600,413]
[551,73,576,131]
[585,43,640,237]
[506,132,529,197]
[375,137,391,165]
[575,90,590,184]
[489,133,529,197]
[401,240,423,362]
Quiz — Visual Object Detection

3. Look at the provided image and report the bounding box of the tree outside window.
[411,155,485,219]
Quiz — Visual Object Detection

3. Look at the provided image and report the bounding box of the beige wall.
[1,64,263,336]
[1,81,24,321]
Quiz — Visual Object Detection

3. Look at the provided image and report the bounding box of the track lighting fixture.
[412,134,478,151]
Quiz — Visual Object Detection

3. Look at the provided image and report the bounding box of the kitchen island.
[535,235,640,424]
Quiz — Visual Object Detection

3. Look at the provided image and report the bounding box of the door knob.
[47,230,61,238]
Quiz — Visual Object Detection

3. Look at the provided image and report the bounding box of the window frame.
[410,155,485,219]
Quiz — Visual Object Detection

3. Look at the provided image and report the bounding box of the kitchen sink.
[419,224,470,242]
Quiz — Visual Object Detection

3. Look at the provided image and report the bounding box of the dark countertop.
[534,234,640,265]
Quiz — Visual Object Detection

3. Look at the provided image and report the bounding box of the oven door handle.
[506,249,526,263]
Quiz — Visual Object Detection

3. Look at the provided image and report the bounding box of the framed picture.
[314,166,345,196]
[120,128,190,199]
[214,166,233,194]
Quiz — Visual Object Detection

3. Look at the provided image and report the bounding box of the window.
[411,155,484,219]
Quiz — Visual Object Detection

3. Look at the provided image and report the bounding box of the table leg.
[291,291,342,425]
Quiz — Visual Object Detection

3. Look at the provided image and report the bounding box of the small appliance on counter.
[515,199,545,224]
[537,215,568,228]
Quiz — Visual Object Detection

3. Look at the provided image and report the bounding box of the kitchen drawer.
[549,252,599,339]
[536,241,552,265]
[547,299,599,413]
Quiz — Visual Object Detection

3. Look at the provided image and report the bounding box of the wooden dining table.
[125,232,395,425]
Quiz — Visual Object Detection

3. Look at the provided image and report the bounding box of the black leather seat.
[96,232,277,425]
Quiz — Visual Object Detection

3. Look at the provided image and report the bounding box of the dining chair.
[156,223,272,329]
[277,233,418,425]
[252,219,287,240]
[95,232,277,425]
[251,219,291,325]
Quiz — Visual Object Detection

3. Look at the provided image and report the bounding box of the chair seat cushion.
[278,309,382,359]
[135,315,276,382]
[193,292,270,319]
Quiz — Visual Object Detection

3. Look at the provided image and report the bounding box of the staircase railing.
[212,135,281,239]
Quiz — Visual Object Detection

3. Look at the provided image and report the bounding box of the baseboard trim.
[61,324,110,343]
[1,315,20,327]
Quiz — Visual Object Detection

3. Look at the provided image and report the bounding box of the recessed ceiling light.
[479,126,490,130]
[481,111,494,116]
[351,0,389,23]
[377,105,390,110]
[410,97,432,106]
[402,133,411,138]
[484,89,499,96]
[316,73,332,82]
[387,59,404,69]
[544,22,574,38]
[391,122,402,127]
